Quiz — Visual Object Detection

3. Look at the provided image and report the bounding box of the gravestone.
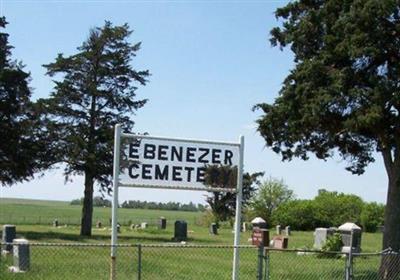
[251,217,267,229]
[276,225,281,235]
[53,219,58,227]
[173,220,187,242]
[2,225,16,253]
[313,227,336,250]
[252,228,269,247]
[13,239,30,272]
[209,223,218,235]
[272,236,288,249]
[96,221,102,228]
[141,222,148,229]
[159,217,167,230]
[117,223,121,233]
[285,226,291,236]
[338,222,362,253]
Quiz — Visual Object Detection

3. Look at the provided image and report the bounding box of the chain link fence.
[1,242,400,279]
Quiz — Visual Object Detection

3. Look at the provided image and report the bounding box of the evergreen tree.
[0,17,52,185]
[41,21,149,236]
[255,1,399,277]
[204,165,263,223]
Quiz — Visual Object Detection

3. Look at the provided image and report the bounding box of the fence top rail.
[1,242,397,255]
[0,242,256,249]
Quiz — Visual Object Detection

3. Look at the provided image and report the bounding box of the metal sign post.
[232,135,244,280]
[110,124,244,280]
[110,124,121,280]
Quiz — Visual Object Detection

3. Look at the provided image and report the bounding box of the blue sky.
[0,0,388,205]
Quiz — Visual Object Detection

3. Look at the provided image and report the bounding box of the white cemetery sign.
[110,124,244,280]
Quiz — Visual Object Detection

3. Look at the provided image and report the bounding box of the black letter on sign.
[211,149,222,164]
[129,140,140,159]
[171,146,183,162]
[158,145,168,161]
[144,144,156,159]
[155,165,169,180]
[196,167,205,183]
[172,166,183,181]
[184,167,195,182]
[186,147,196,162]
[198,148,209,163]
[224,150,233,165]
[142,164,152,179]
[128,163,139,179]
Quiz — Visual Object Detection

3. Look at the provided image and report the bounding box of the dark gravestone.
[173,220,187,242]
[252,229,269,247]
[2,225,16,252]
[53,219,59,227]
[209,223,218,235]
[96,221,102,228]
[159,217,167,230]
[13,239,30,271]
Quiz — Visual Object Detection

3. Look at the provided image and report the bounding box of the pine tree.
[255,1,400,277]
[0,17,52,185]
[41,21,149,236]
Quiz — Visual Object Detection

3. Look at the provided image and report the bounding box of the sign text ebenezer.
[118,137,240,190]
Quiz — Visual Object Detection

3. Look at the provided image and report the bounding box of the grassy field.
[0,197,199,226]
[0,197,386,279]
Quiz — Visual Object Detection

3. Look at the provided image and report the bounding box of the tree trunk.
[379,152,400,279]
[80,172,94,236]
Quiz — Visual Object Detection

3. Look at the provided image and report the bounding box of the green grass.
[0,198,386,279]
[0,197,199,226]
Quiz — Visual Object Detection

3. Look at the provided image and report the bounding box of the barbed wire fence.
[1,242,400,279]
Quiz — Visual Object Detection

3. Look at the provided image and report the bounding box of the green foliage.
[313,189,364,227]
[255,0,400,256]
[273,189,370,230]
[70,198,83,205]
[0,17,53,185]
[204,165,263,223]
[255,0,399,175]
[273,199,317,230]
[248,177,294,226]
[320,233,343,258]
[39,21,149,236]
[361,202,385,232]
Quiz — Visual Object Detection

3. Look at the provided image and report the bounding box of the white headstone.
[276,225,281,235]
[314,228,335,249]
[141,222,148,229]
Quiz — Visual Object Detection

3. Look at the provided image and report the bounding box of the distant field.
[0,197,199,226]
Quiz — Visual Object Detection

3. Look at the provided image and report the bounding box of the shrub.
[361,202,385,232]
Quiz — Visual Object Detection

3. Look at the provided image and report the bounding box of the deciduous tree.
[249,177,294,226]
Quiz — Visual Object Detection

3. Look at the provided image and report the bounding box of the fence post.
[137,244,142,280]
[264,249,270,280]
[257,245,265,280]
[345,230,354,280]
